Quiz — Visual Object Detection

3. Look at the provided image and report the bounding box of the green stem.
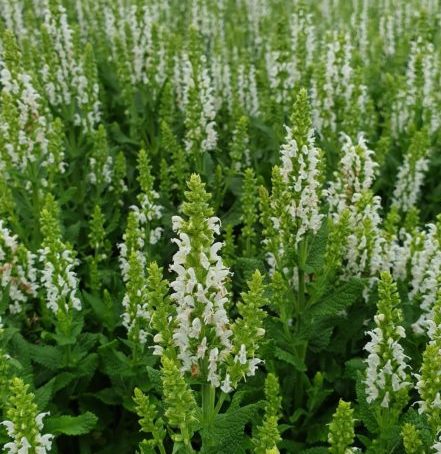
[181,424,194,453]
[294,342,307,410]
[214,392,227,415]
[294,240,308,409]
[298,267,305,314]
[195,152,204,176]
[157,441,166,454]
[297,240,308,317]
[202,383,216,427]
[32,179,41,249]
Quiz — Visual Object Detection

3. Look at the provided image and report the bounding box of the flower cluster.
[0,30,64,189]
[252,373,282,454]
[328,400,356,454]
[261,89,323,277]
[364,272,411,409]
[166,174,232,388]
[325,134,386,284]
[118,211,145,283]
[409,219,441,334]
[0,220,37,314]
[415,286,441,432]
[1,377,53,454]
[38,194,81,317]
[39,1,101,131]
[119,211,149,349]
[183,50,218,159]
[131,149,163,247]
[156,174,265,392]
[391,130,431,213]
[401,423,424,454]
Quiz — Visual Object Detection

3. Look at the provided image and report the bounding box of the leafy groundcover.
[1,1,441,453]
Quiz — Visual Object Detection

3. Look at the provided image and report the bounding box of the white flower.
[39,245,81,314]
[1,420,16,437]
[220,373,233,393]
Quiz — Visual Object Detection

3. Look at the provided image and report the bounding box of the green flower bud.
[328,400,355,454]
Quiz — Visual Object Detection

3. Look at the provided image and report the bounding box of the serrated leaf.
[28,343,64,370]
[344,358,365,380]
[146,366,162,392]
[98,341,132,378]
[201,403,261,454]
[305,221,328,274]
[35,373,75,409]
[53,317,84,346]
[274,347,307,372]
[355,373,378,434]
[299,447,328,454]
[77,353,99,378]
[91,388,121,406]
[308,278,364,320]
[44,412,98,436]
[82,291,118,329]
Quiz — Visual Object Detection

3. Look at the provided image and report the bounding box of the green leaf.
[274,347,307,372]
[355,373,378,434]
[98,340,133,378]
[304,221,328,274]
[53,317,84,346]
[82,291,118,329]
[28,344,64,370]
[35,372,75,409]
[201,403,262,454]
[146,366,162,392]
[44,412,98,436]
[76,353,99,378]
[308,278,364,320]
[344,358,365,380]
[299,447,328,454]
[91,388,121,406]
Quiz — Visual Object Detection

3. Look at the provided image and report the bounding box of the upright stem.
[294,240,308,409]
[181,424,194,453]
[297,240,307,313]
[32,179,41,249]
[202,383,216,427]
[158,442,166,454]
[214,392,227,415]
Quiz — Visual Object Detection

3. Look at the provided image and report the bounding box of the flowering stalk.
[132,149,163,252]
[133,387,166,454]
[161,356,197,451]
[119,211,149,359]
[38,194,81,337]
[260,88,322,409]
[415,285,441,436]
[401,423,423,454]
[0,220,38,315]
[391,129,430,214]
[409,218,441,334]
[240,168,259,257]
[87,204,108,293]
[328,400,356,454]
[324,133,386,292]
[364,272,411,441]
[252,373,282,454]
[1,377,53,454]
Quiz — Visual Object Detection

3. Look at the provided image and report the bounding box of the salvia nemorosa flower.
[328,400,356,454]
[38,194,81,317]
[0,220,37,314]
[1,377,53,454]
[156,174,266,392]
[364,272,411,410]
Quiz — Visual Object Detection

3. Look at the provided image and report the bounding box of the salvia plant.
[1,1,441,453]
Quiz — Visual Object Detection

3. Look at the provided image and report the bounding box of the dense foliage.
[1,0,441,452]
